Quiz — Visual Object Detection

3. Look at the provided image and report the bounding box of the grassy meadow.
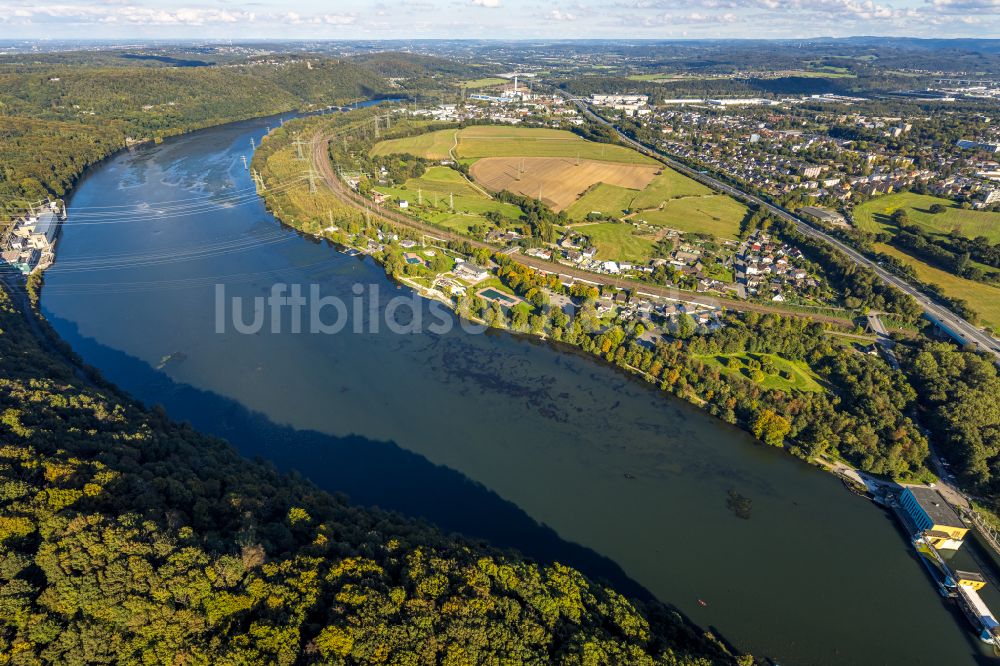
[854,192,1000,243]
[371,129,457,160]
[638,195,747,240]
[372,126,657,165]
[695,352,825,393]
[373,126,747,251]
[374,166,522,234]
[875,242,1000,330]
[575,222,656,263]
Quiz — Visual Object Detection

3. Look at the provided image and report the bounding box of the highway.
[563,95,1000,360]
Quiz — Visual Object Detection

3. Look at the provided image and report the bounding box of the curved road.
[563,95,1000,359]
[309,129,855,326]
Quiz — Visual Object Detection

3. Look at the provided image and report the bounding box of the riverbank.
[39,110,1000,663]
[257,113,940,486]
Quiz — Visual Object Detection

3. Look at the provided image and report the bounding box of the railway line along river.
[40,113,998,665]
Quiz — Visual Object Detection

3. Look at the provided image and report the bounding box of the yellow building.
[955,570,988,591]
[900,486,969,550]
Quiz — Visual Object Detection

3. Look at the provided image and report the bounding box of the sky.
[0,0,995,40]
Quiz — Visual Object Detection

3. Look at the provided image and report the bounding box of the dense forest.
[0,57,390,219]
[0,285,741,664]
[903,342,1000,494]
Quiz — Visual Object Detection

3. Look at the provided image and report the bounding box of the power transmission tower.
[305,166,318,194]
[449,192,454,211]
[251,169,266,191]
[418,188,422,205]
[250,136,256,151]
[241,155,248,170]
[294,136,306,161]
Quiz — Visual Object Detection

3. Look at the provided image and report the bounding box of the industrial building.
[3,204,61,275]
[899,486,968,550]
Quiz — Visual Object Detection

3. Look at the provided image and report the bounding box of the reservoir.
[41,113,997,665]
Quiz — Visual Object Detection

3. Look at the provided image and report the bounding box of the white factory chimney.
[513,75,518,95]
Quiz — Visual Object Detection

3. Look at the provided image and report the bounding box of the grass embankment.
[254,119,366,237]
[874,242,1000,330]
[855,192,1000,243]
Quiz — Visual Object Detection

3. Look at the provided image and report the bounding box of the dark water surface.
[41,115,996,665]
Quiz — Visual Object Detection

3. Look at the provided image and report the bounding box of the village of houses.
[334,223,725,344]
[639,98,1000,208]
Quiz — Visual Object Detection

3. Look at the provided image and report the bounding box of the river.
[40,112,997,665]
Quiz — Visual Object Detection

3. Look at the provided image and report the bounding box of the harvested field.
[469,156,659,212]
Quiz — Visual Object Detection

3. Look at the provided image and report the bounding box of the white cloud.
[2,4,259,25]
[0,0,997,37]
[929,0,1000,11]
[548,9,577,19]
[322,13,356,24]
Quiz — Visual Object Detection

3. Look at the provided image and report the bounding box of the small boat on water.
[697,599,708,607]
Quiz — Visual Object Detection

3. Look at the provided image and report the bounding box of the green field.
[875,242,1000,330]
[626,73,679,82]
[563,168,743,243]
[564,183,637,220]
[371,130,457,160]
[854,192,1000,243]
[375,166,522,233]
[630,169,715,208]
[372,126,657,165]
[458,77,509,89]
[565,169,717,222]
[374,126,746,243]
[575,222,656,263]
[638,195,747,240]
[780,69,857,79]
[695,353,825,393]
[456,127,658,164]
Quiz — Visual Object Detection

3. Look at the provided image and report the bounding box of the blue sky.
[0,0,994,39]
